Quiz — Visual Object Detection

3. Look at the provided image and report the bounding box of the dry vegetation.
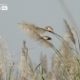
[0,19,80,80]
[0,1,80,80]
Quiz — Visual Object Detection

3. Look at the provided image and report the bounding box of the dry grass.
[1,23,80,80]
[0,1,80,79]
[63,19,75,44]
[0,19,80,80]
[17,18,80,80]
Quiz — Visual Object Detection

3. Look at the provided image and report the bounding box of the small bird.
[42,36,52,40]
[45,26,53,32]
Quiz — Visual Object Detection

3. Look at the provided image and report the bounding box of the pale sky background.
[0,0,80,65]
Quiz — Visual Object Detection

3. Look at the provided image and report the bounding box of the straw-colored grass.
[0,1,80,79]
[17,18,80,80]
[0,18,80,80]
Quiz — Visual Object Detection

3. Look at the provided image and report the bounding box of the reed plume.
[51,39,79,80]
[0,36,11,80]
[63,19,75,44]
[18,22,53,48]
[18,21,46,34]
[0,36,11,63]
[19,40,34,80]
[18,21,54,34]
[60,40,78,80]
[40,53,48,74]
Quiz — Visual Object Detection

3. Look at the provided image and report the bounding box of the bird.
[42,36,52,40]
[45,26,53,32]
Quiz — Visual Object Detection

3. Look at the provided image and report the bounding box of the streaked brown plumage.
[42,36,52,40]
[45,26,53,32]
